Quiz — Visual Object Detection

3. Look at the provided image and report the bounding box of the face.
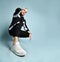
[21,8,27,16]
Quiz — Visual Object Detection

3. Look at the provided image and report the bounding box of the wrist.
[28,31,31,34]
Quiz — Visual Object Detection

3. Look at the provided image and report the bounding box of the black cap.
[13,8,22,15]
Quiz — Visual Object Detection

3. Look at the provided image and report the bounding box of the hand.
[29,33,32,40]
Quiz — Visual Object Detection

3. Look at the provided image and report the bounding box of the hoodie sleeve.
[24,20,31,34]
[25,20,30,31]
[9,17,18,27]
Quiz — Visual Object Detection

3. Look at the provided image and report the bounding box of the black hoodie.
[9,8,29,32]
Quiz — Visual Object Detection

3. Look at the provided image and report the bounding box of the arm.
[25,20,32,40]
[9,17,20,30]
[25,20,31,33]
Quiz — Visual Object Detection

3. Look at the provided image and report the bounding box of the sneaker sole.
[9,47,26,57]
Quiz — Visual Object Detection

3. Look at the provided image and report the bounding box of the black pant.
[18,30,29,37]
[9,29,29,38]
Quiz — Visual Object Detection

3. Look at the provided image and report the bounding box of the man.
[9,8,32,57]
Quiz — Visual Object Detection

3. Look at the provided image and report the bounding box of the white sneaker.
[10,42,26,57]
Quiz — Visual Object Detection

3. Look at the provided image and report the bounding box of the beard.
[19,12,24,17]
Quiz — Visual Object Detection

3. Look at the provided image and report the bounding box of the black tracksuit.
[9,15,30,37]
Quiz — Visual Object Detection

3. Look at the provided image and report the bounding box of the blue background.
[0,0,60,62]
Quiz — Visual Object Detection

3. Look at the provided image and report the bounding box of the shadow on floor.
[0,26,12,48]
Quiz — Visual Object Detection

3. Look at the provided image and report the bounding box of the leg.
[13,36,19,45]
[19,31,29,38]
[11,36,26,57]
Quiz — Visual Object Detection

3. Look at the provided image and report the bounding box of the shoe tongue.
[13,42,22,49]
[15,42,20,45]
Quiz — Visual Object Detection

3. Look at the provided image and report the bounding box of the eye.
[25,11,27,13]
[24,10,25,11]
